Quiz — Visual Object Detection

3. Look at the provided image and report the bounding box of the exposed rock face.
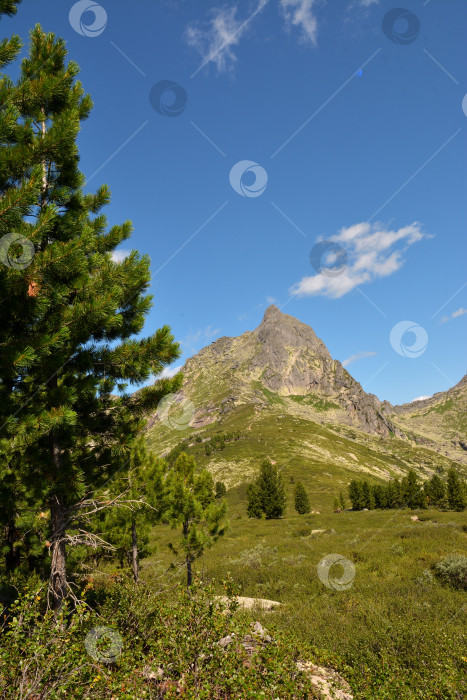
[147,305,465,468]
[183,305,397,436]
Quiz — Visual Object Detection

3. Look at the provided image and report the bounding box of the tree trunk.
[183,519,192,589]
[49,491,67,611]
[5,520,20,573]
[131,518,139,583]
[186,554,193,589]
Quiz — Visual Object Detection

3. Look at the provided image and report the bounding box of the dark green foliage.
[0,26,181,606]
[424,473,446,508]
[90,440,166,580]
[247,460,286,519]
[339,491,346,510]
[348,480,365,510]
[446,467,466,511]
[348,470,465,513]
[294,481,310,514]
[215,481,227,498]
[246,482,263,519]
[165,453,227,586]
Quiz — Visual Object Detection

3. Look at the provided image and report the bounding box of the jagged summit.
[147,307,467,470]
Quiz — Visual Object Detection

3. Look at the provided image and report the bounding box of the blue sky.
[5,0,467,405]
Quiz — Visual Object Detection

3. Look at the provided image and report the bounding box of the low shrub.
[0,578,318,699]
[433,554,467,590]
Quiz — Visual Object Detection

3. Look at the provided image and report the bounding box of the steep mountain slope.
[382,374,467,462]
[145,306,467,485]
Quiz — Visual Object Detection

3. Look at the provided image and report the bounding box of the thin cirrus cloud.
[280,0,319,44]
[342,350,376,367]
[186,0,269,75]
[290,222,426,299]
[182,325,221,354]
[440,307,467,323]
[186,0,320,74]
[185,0,380,73]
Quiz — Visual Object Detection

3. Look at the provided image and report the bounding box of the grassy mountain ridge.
[145,306,467,487]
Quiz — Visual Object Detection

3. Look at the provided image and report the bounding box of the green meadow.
[144,497,467,699]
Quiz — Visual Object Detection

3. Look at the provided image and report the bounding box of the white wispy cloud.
[186,0,268,75]
[440,307,467,323]
[290,221,426,299]
[111,249,131,263]
[159,364,183,379]
[342,350,376,367]
[280,0,319,44]
[412,395,431,402]
[182,325,221,353]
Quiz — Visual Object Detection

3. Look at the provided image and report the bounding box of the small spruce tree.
[165,453,226,587]
[215,481,227,498]
[294,482,310,514]
[446,467,466,511]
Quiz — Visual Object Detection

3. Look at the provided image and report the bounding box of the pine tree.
[294,481,310,514]
[348,480,365,510]
[339,491,346,511]
[402,470,424,509]
[0,27,181,608]
[446,467,466,511]
[246,482,263,519]
[257,460,287,519]
[165,453,226,587]
[94,440,166,581]
[362,481,375,509]
[215,481,227,498]
[424,473,446,508]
